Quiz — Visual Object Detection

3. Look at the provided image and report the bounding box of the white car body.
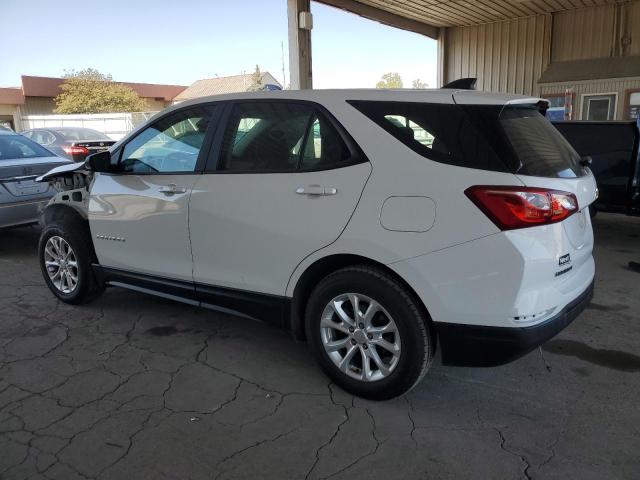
[39,88,597,375]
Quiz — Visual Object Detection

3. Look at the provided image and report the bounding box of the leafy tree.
[247,65,264,91]
[54,68,147,114]
[412,78,429,89]
[375,72,403,89]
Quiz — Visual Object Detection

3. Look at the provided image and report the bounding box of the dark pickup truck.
[553,121,640,216]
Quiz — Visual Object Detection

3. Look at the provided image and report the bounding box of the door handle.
[295,185,338,196]
[159,184,187,195]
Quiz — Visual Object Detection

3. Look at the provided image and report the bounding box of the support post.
[437,27,446,88]
[288,0,313,90]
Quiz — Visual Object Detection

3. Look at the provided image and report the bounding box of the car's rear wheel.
[38,216,104,304]
[305,265,434,400]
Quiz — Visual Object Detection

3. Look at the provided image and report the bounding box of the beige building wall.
[0,104,21,130]
[539,77,640,120]
[551,5,617,62]
[442,1,640,119]
[443,15,550,95]
[22,97,56,116]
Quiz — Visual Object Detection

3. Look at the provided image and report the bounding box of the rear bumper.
[0,199,49,228]
[436,280,594,367]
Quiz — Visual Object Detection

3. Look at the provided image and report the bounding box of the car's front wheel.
[305,266,434,400]
[38,216,104,304]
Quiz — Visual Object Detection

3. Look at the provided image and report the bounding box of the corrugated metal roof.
[174,73,282,101]
[538,56,640,83]
[317,0,620,28]
[20,76,187,101]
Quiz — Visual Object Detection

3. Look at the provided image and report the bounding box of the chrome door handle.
[295,185,338,196]
[159,184,187,195]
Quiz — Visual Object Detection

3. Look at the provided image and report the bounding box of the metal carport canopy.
[287,0,616,89]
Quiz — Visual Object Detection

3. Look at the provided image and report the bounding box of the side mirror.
[87,150,112,173]
[580,155,593,167]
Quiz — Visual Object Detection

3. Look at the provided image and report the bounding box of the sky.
[0,0,437,89]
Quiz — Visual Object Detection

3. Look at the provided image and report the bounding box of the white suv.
[37,89,597,399]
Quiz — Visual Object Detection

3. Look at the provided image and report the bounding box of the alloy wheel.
[43,236,79,294]
[320,293,401,382]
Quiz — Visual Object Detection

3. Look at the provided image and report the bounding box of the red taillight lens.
[62,146,89,155]
[465,185,579,230]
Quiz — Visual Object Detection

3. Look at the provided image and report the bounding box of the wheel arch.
[288,253,435,346]
[41,203,87,228]
[40,203,100,267]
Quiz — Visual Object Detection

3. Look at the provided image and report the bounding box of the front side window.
[120,106,214,173]
[220,102,352,172]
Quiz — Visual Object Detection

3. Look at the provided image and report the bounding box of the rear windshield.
[0,134,52,160]
[53,128,111,141]
[499,106,582,178]
[348,100,584,178]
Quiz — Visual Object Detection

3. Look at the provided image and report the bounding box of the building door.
[582,94,617,121]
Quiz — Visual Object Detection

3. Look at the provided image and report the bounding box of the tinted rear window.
[349,100,585,178]
[0,134,52,160]
[348,100,510,172]
[499,106,582,178]
[53,128,111,141]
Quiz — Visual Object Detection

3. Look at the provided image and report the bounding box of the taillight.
[465,185,579,230]
[62,146,89,155]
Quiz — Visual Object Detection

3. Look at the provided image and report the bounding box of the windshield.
[500,106,583,178]
[53,128,111,141]
[0,134,52,160]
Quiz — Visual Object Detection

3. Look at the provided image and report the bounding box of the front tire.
[38,217,104,304]
[305,266,434,400]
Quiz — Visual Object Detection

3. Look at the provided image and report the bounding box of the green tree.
[412,78,428,89]
[375,72,403,89]
[247,65,263,91]
[54,68,147,114]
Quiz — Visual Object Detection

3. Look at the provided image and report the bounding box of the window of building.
[581,94,617,121]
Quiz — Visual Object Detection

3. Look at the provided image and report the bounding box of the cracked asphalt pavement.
[1,213,639,480]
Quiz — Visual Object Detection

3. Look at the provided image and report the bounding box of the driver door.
[89,105,218,282]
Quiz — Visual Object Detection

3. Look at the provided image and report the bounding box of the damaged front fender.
[37,162,93,222]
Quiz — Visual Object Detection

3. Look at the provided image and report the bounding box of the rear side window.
[219,102,352,172]
[349,100,586,178]
[348,101,509,172]
[299,114,351,170]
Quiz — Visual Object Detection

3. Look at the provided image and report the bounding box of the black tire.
[305,265,434,400]
[38,215,104,304]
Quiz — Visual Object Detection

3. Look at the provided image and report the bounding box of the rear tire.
[38,216,104,304]
[305,265,434,400]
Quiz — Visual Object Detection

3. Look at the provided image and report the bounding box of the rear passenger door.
[189,100,371,302]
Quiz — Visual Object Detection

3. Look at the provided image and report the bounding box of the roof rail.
[442,78,477,90]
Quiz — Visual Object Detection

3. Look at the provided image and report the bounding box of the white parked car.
[37,89,597,399]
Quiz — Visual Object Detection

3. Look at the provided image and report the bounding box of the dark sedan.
[21,127,115,162]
